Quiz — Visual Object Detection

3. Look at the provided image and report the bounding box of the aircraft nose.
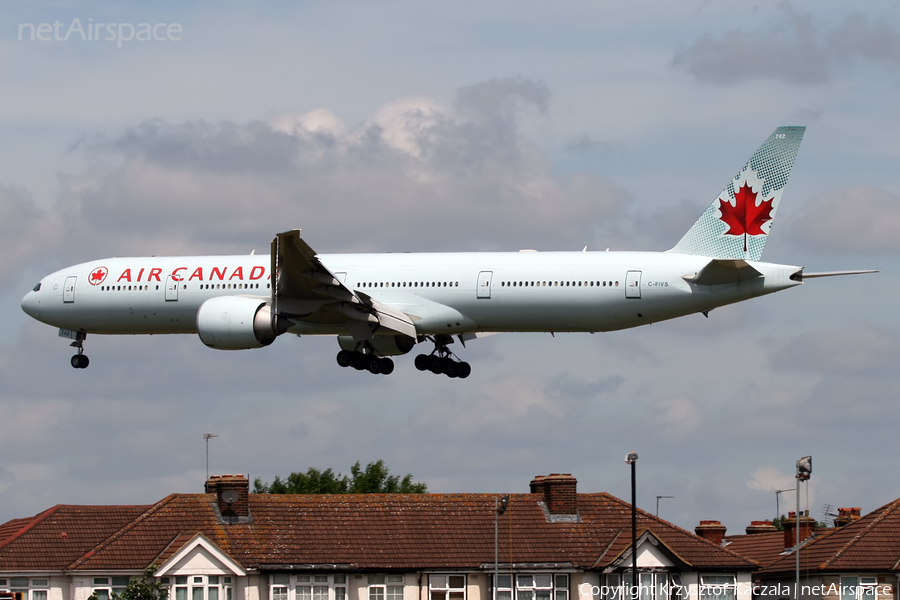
[21,288,40,318]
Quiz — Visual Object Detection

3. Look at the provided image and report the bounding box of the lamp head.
[498,494,509,515]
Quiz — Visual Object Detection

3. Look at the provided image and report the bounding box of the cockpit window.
[32,282,41,292]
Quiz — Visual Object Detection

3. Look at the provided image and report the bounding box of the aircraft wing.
[271,230,416,341]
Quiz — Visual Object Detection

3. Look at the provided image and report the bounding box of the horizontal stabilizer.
[683,259,763,286]
[799,270,879,280]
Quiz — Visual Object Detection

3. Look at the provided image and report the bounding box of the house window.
[699,575,735,600]
[841,577,878,600]
[93,577,131,600]
[494,574,568,600]
[368,575,404,600]
[430,575,466,600]
[172,575,232,600]
[495,576,512,600]
[269,575,346,600]
[601,574,620,600]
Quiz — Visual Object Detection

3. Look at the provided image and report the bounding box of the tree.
[87,568,168,600]
[253,460,427,494]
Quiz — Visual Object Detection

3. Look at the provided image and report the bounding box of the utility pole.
[795,456,812,600]
[494,495,509,600]
[625,452,639,598]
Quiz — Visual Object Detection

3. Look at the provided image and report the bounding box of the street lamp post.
[625,452,639,598]
[795,456,812,600]
[494,495,509,600]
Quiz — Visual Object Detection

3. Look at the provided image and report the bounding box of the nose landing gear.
[70,332,89,369]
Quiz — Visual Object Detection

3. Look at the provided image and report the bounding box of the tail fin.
[667,126,805,261]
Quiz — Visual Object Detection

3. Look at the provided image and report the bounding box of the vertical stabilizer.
[668,126,805,261]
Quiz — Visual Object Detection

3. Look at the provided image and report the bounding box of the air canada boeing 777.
[21,126,874,378]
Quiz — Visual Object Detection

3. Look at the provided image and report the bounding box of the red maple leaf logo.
[718,182,774,252]
[89,267,108,285]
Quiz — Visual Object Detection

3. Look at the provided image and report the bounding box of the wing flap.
[272,230,417,341]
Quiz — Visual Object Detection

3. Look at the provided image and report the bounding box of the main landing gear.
[414,336,471,379]
[70,332,89,369]
[336,347,395,375]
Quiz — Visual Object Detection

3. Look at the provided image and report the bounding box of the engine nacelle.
[197,296,285,350]
[337,334,416,357]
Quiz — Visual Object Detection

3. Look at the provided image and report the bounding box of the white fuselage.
[20,250,802,337]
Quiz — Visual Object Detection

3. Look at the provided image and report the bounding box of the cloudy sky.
[2,0,899,537]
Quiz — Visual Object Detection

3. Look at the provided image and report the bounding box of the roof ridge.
[66,494,181,570]
[819,497,900,568]
[0,505,62,552]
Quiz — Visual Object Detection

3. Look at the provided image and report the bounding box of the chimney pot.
[745,520,778,535]
[783,511,816,549]
[695,520,727,545]
[834,507,862,527]
[530,473,578,515]
[206,474,250,521]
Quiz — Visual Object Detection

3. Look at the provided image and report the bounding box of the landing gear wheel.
[351,352,367,370]
[69,332,89,368]
[379,357,395,375]
[366,356,382,374]
[444,359,459,378]
[417,335,471,379]
[336,350,353,368]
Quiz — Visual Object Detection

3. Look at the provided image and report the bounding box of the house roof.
[760,498,900,574]
[0,505,150,571]
[722,531,786,568]
[0,491,755,572]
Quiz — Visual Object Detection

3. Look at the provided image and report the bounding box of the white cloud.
[747,466,795,493]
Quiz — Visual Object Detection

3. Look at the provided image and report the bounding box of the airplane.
[20,126,875,378]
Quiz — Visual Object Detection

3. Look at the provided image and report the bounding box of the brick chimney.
[834,507,861,527]
[745,520,778,535]
[206,474,250,521]
[783,511,816,549]
[694,520,727,545]
[530,474,578,515]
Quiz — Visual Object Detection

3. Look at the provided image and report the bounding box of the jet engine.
[337,334,416,357]
[197,296,287,350]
